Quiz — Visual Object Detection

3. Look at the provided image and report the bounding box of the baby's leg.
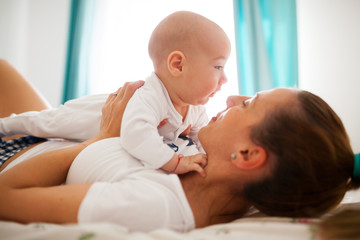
[0,59,51,118]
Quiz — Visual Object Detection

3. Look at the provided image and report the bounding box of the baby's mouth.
[210,116,217,122]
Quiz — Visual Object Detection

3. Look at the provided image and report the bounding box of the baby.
[120,11,230,176]
[0,11,231,176]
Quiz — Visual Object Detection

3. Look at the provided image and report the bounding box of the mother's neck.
[179,172,251,228]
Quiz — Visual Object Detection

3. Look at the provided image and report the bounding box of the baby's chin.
[190,91,220,105]
[198,96,213,105]
[189,98,209,106]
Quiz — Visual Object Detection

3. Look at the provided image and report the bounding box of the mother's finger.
[121,80,145,101]
[112,80,144,101]
[105,90,119,105]
[115,82,128,99]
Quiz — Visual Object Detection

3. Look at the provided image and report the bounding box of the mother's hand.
[98,81,145,140]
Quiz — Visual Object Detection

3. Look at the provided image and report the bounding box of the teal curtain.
[233,0,298,96]
[62,0,97,103]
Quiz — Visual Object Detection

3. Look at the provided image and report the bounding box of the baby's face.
[181,29,231,106]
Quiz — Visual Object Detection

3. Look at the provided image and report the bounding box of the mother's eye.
[242,99,251,107]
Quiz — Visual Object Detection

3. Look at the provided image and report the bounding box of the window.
[88,0,238,118]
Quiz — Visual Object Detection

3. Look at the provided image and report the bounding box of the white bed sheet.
[1,190,359,240]
[0,217,316,240]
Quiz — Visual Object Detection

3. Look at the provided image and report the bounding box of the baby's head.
[148,11,231,105]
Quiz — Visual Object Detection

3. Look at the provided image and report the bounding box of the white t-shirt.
[0,94,105,141]
[67,137,195,232]
[120,72,208,169]
[0,72,208,169]
[0,140,78,173]
[1,137,197,232]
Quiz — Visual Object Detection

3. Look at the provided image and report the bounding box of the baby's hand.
[174,153,207,177]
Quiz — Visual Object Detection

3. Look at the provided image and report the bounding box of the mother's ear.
[167,51,185,77]
[231,146,266,170]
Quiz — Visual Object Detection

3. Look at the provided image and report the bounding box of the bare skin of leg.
[0,59,51,119]
[0,59,52,171]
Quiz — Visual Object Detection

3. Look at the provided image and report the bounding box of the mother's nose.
[226,95,249,108]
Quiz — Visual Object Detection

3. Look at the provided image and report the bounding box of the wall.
[0,0,359,151]
[0,0,70,107]
[297,0,360,151]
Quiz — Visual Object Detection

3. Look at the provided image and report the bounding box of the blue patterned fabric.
[0,136,46,167]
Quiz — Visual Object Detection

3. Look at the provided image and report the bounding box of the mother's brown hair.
[243,90,359,217]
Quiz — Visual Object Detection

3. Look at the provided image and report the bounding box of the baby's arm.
[161,153,207,176]
[121,91,208,174]
[120,95,176,169]
[120,83,208,174]
[0,94,106,141]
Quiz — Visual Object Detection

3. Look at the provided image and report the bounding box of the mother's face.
[198,88,299,155]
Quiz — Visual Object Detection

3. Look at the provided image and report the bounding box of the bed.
[1,190,359,240]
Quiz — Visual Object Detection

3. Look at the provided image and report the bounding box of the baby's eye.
[215,66,223,70]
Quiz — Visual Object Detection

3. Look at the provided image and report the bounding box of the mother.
[0,60,358,231]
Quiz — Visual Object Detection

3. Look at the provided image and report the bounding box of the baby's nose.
[220,74,228,84]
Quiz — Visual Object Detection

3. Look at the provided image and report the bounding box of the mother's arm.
[0,144,90,223]
[0,81,144,223]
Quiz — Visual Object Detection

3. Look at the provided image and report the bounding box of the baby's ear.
[167,51,185,77]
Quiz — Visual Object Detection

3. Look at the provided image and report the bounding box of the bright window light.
[89,0,239,118]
